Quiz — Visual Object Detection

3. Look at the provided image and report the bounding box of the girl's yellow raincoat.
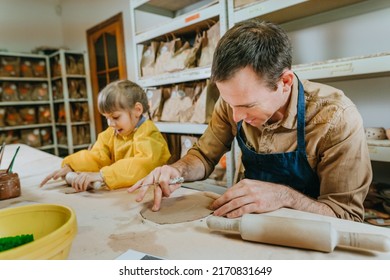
[62,120,170,189]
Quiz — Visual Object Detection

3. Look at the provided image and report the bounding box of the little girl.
[40,80,171,192]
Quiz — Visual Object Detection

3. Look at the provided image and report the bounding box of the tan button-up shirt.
[188,76,372,221]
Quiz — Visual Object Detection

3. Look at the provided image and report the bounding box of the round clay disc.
[140,192,217,224]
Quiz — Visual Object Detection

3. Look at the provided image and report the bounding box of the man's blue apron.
[236,78,320,198]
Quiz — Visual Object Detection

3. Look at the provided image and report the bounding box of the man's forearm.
[284,186,337,218]
[171,154,206,182]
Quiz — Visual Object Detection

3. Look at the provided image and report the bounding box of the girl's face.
[102,103,143,137]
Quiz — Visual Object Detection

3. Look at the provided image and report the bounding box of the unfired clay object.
[0,171,21,200]
[140,192,219,224]
[365,127,386,140]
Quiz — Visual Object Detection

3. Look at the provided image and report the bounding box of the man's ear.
[281,70,294,93]
[282,70,294,86]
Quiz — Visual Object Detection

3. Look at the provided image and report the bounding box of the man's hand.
[211,179,290,218]
[127,165,182,211]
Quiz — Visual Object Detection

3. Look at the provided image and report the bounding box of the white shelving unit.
[0,51,57,155]
[228,0,384,28]
[228,0,390,164]
[137,66,211,88]
[155,122,208,135]
[131,0,227,87]
[49,50,96,157]
[129,0,390,185]
[368,144,390,163]
[129,0,235,187]
[293,53,390,81]
[293,53,390,163]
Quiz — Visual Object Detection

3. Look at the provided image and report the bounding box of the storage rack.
[129,0,235,188]
[0,51,57,155]
[228,0,390,164]
[293,53,390,162]
[49,49,96,156]
[129,0,390,187]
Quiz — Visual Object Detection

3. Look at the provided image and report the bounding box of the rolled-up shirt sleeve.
[187,98,236,178]
[316,105,371,221]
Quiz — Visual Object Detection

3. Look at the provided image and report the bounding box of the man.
[128,19,372,222]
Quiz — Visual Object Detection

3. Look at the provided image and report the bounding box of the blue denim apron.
[236,79,320,198]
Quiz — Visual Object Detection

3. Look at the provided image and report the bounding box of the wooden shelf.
[138,66,211,87]
[230,0,367,25]
[133,0,217,11]
[0,77,48,82]
[368,145,390,163]
[0,100,51,106]
[155,122,208,134]
[292,53,390,82]
[0,123,53,131]
[134,2,220,43]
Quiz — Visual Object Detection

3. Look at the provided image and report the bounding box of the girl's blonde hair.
[98,80,150,116]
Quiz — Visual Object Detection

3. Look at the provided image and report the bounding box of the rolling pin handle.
[206,216,240,234]
[337,231,390,252]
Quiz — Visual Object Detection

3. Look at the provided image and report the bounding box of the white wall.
[0,0,135,79]
[60,0,134,79]
[289,7,390,65]
[0,0,63,53]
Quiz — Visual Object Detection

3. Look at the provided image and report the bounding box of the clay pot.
[0,171,21,200]
[364,127,386,140]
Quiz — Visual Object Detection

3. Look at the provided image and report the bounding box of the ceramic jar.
[0,171,21,200]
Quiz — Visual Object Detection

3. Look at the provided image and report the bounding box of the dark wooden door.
[87,13,127,135]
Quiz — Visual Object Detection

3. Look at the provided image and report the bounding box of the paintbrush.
[140,177,184,188]
[6,146,20,174]
[0,142,5,168]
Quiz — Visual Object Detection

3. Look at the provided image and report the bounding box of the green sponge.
[0,234,34,252]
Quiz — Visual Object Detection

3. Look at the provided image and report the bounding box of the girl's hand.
[39,165,72,188]
[71,172,104,192]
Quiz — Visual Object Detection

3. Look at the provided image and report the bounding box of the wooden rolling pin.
[65,172,104,190]
[206,214,390,253]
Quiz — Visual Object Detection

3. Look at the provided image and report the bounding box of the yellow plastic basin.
[0,203,77,259]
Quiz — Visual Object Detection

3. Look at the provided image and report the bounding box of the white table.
[1,144,390,260]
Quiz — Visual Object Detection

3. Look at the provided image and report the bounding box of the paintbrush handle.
[6,146,20,173]
[0,142,5,168]
[141,177,184,187]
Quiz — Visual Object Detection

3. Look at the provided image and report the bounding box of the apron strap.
[296,77,306,153]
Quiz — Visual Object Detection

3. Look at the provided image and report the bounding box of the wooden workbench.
[1,144,390,260]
